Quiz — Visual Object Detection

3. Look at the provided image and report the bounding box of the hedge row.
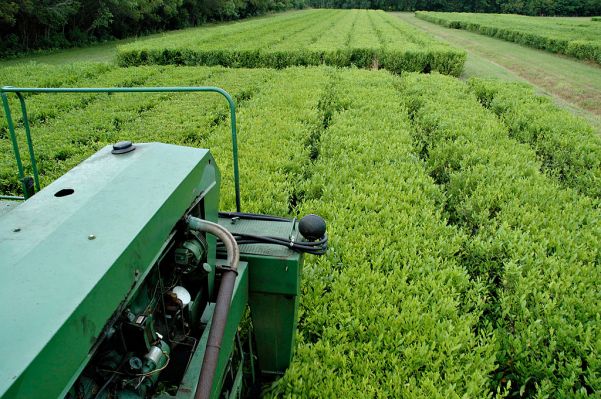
[468,78,601,199]
[400,72,601,398]
[117,10,466,76]
[0,64,162,137]
[0,65,274,196]
[592,17,601,21]
[416,11,601,65]
[269,69,498,397]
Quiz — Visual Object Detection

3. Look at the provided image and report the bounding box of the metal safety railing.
[0,86,242,212]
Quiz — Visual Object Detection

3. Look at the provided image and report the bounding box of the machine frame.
[0,86,242,212]
[0,86,324,399]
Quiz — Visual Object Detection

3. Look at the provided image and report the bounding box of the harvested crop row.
[416,11,601,65]
[269,69,498,398]
[116,10,466,76]
[400,73,601,398]
[468,78,601,199]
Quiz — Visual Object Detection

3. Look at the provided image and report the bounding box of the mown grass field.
[416,11,601,65]
[395,12,601,134]
[2,60,601,397]
[117,9,466,75]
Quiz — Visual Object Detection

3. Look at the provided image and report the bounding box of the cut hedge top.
[116,10,466,76]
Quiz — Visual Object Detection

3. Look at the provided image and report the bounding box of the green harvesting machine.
[0,87,328,399]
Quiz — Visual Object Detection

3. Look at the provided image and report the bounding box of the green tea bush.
[2,64,600,398]
[269,69,499,398]
[468,78,601,199]
[416,12,601,65]
[117,10,466,76]
[400,72,601,398]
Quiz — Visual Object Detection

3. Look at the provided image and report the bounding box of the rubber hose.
[185,216,239,399]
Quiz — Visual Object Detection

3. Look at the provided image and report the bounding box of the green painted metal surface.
[0,200,19,217]
[0,86,242,211]
[0,142,220,399]
[218,218,304,375]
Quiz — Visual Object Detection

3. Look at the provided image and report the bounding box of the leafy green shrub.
[400,72,601,398]
[468,78,601,199]
[3,64,600,398]
[117,10,466,76]
[416,12,601,65]
[270,69,498,398]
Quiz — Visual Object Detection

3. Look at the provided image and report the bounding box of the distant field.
[416,12,601,65]
[117,9,466,76]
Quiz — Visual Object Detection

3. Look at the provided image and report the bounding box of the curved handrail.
[0,86,241,211]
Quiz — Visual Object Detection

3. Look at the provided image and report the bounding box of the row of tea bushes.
[269,69,499,397]
[2,64,600,397]
[0,64,174,136]
[416,12,601,65]
[400,72,601,398]
[468,78,601,199]
[117,10,466,76]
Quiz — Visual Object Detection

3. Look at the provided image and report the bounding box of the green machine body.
[0,139,326,399]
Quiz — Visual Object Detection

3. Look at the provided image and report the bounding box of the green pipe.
[16,93,40,192]
[0,195,24,200]
[0,86,242,211]
[1,91,28,199]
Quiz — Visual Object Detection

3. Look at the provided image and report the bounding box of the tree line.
[0,0,307,56]
[2,0,599,57]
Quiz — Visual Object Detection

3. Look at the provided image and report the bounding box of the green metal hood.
[0,143,219,399]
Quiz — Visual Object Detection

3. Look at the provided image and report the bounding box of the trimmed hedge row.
[269,69,498,397]
[468,78,601,199]
[117,10,466,76]
[416,12,601,65]
[0,64,167,137]
[400,72,601,398]
[0,65,274,196]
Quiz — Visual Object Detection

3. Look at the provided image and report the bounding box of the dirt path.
[394,12,601,131]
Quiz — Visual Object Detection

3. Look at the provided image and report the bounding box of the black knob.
[299,214,326,241]
[112,140,135,154]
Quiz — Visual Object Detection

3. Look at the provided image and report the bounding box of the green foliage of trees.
[0,0,308,56]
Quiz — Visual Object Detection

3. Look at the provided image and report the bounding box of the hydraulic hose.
[185,216,240,399]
